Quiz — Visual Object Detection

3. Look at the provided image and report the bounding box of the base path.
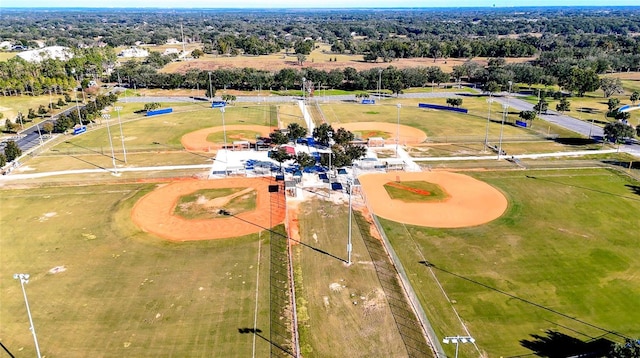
[181,125,272,152]
[359,171,507,228]
[336,122,427,144]
[131,178,285,241]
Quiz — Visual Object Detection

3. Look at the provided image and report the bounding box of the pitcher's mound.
[359,172,507,228]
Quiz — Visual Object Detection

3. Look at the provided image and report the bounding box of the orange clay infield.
[358,171,508,228]
[180,125,273,151]
[131,178,285,241]
[336,122,427,144]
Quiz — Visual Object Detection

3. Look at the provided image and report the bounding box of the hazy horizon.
[2,0,640,9]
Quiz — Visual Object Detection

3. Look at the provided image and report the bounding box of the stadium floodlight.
[484,96,494,153]
[14,273,42,358]
[347,178,353,265]
[101,114,118,175]
[114,106,127,163]
[442,335,475,358]
[396,103,401,158]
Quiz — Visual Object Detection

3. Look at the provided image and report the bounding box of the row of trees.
[268,123,367,171]
[53,93,119,133]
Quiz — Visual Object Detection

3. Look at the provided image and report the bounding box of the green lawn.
[174,188,256,219]
[384,180,449,202]
[0,183,275,357]
[378,168,640,357]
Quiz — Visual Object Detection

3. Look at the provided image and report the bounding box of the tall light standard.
[101,113,118,174]
[301,77,306,104]
[114,106,127,163]
[13,273,42,358]
[378,69,383,101]
[208,72,213,103]
[484,95,494,153]
[497,81,512,160]
[442,335,475,358]
[327,131,334,199]
[347,177,354,265]
[74,88,83,127]
[396,103,401,158]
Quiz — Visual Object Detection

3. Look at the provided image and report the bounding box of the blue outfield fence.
[73,126,87,135]
[211,101,226,108]
[516,120,528,127]
[146,108,173,116]
[418,103,468,114]
[361,99,375,104]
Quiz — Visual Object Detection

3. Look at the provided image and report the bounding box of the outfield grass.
[294,198,407,357]
[378,168,640,357]
[0,183,275,357]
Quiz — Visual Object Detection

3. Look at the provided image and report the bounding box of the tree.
[519,110,537,126]
[533,99,549,114]
[610,338,640,358]
[4,119,15,133]
[28,108,37,120]
[604,121,635,144]
[191,49,204,59]
[4,140,22,162]
[57,98,66,107]
[483,81,501,95]
[293,152,315,171]
[600,77,624,98]
[446,98,463,107]
[270,148,291,171]
[0,153,6,167]
[608,98,621,112]
[631,91,640,105]
[143,102,161,111]
[566,68,600,96]
[38,104,48,116]
[555,97,570,113]
[332,127,354,146]
[312,123,334,146]
[42,122,54,135]
[269,130,289,145]
[296,54,306,66]
[286,122,307,141]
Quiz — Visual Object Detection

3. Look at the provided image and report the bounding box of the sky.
[1,0,639,8]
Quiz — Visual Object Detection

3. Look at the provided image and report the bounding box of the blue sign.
[146,108,173,116]
[73,126,87,135]
[515,120,528,127]
[211,101,226,108]
[418,103,468,114]
[361,99,375,104]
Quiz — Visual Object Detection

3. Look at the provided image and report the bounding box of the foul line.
[252,237,262,358]
[401,223,481,354]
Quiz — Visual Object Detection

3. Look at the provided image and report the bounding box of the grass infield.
[383,180,449,202]
[174,188,257,220]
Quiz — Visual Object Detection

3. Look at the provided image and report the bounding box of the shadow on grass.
[70,155,108,171]
[552,137,597,146]
[520,330,613,358]
[238,327,294,357]
[0,341,15,358]
[525,175,640,202]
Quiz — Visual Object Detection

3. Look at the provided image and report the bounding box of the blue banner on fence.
[516,120,528,127]
[361,99,375,104]
[418,103,468,114]
[73,126,87,135]
[211,101,226,108]
[146,108,173,116]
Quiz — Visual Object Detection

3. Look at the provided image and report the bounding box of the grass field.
[174,188,256,219]
[378,168,640,357]
[384,181,449,202]
[0,183,277,357]
[294,198,408,357]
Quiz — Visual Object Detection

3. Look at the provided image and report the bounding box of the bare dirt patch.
[131,178,285,241]
[359,171,508,228]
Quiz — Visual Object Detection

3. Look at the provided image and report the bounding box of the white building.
[118,47,149,58]
[17,46,73,63]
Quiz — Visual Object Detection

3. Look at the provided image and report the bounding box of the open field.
[0,51,16,61]
[0,183,276,357]
[294,198,408,357]
[378,168,640,357]
[0,93,73,127]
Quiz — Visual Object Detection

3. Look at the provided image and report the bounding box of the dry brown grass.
[161,44,533,74]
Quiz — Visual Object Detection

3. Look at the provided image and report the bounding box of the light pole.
[396,103,401,158]
[301,77,306,103]
[442,335,475,358]
[74,88,83,127]
[101,113,118,174]
[114,106,127,163]
[378,69,382,102]
[13,273,42,358]
[484,96,494,153]
[327,131,334,198]
[347,178,353,265]
[208,72,213,102]
[497,103,508,160]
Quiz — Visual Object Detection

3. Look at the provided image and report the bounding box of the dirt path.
[131,178,285,241]
[358,171,508,228]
